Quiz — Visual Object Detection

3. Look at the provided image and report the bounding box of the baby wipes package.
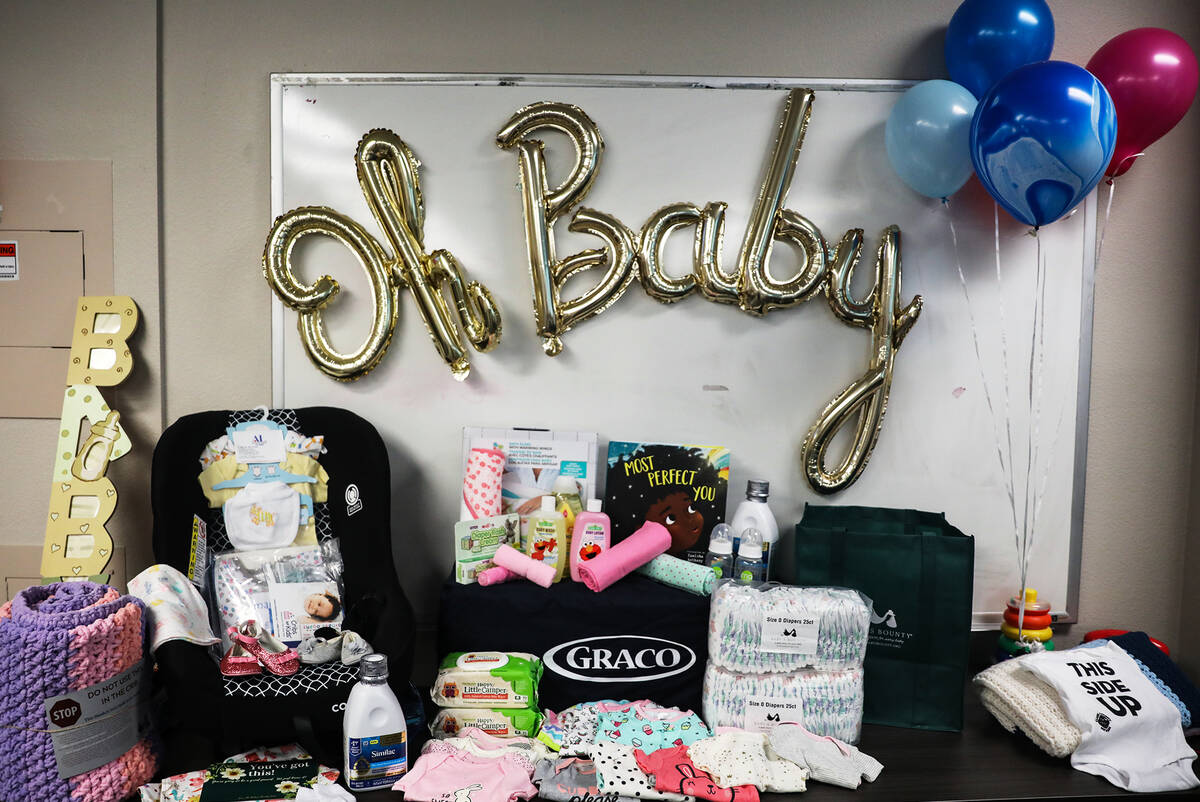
[429,707,544,739]
[431,651,543,709]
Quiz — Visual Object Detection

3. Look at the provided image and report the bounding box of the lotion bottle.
[525,495,569,582]
[728,479,778,578]
[570,499,611,582]
[344,653,408,793]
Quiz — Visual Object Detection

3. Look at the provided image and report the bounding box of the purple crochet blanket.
[0,582,158,801]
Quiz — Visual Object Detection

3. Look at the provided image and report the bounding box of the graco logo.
[543,635,695,683]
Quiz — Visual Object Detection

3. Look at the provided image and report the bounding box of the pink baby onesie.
[634,746,759,802]
[393,750,536,802]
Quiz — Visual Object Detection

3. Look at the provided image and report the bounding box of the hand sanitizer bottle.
[704,523,735,580]
[728,479,778,578]
[733,528,766,585]
[344,653,408,792]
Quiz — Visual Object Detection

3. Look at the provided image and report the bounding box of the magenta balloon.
[1086,27,1199,177]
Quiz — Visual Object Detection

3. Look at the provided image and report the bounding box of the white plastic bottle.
[344,653,408,793]
[728,479,778,578]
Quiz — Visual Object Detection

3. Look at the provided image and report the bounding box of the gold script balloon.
[802,226,923,492]
[497,102,637,356]
[737,88,829,315]
[263,128,501,381]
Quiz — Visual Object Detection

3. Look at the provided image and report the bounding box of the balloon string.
[1018,232,1048,643]
[945,200,1017,537]
[1095,179,1116,269]
[994,203,1021,559]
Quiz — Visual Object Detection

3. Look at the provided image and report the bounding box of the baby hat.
[223,480,301,550]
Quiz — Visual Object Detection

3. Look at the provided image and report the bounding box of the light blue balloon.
[885,80,978,199]
[970,61,1117,227]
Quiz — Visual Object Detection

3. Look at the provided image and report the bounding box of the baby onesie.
[394,749,536,802]
[596,704,709,751]
[1021,642,1199,792]
[533,756,638,802]
[558,701,636,754]
[425,727,550,770]
[584,742,692,802]
[686,731,808,792]
[766,723,881,789]
[633,746,759,802]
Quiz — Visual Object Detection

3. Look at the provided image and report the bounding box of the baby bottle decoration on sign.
[264,129,502,381]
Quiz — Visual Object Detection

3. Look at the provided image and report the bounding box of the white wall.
[2,0,1198,674]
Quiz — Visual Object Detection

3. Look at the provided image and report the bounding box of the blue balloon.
[970,61,1117,227]
[946,0,1055,99]
[885,80,978,199]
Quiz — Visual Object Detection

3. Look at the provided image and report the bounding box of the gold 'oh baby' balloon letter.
[264,129,502,381]
[496,103,638,356]
[637,89,829,315]
[802,227,923,493]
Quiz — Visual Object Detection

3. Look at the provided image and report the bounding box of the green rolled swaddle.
[635,553,716,595]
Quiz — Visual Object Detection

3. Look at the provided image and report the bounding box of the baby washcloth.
[128,564,220,652]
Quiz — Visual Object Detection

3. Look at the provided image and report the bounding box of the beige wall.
[0,1,160,574]
[3,0,1199,671]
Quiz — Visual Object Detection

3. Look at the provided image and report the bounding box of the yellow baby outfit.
[198,453,329,545]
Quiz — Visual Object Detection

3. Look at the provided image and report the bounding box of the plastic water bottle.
[734,528,766,585]
[704,523,735,580]
[344,653,408,792]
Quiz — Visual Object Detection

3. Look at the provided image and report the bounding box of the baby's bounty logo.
[543,635,695,683]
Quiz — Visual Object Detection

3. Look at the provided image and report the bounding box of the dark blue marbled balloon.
[970,61,1117,227]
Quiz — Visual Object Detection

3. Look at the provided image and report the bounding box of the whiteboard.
[270,74,1093,629]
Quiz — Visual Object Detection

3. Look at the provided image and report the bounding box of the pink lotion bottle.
[570,499,611,582]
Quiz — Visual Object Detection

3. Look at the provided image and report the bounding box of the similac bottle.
[570,499,611,582]
[344,653,408,793]
[525,495,569,582]
[728,479,779,579]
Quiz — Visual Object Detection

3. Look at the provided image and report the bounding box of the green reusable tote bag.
[794,504,974,731]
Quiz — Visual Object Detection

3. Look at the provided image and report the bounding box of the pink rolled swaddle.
[462,447,506,519]
[477,565,518,586]
[491,544,555,588]
[577,521,671,592]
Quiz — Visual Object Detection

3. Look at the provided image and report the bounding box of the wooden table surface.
[356,680,1199,802]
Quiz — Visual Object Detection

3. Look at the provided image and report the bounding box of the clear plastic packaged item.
[212,539,345,649]
[703,662,864,744]
[708,581,871,673]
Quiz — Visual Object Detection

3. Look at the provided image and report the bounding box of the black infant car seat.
[150,406,415,771]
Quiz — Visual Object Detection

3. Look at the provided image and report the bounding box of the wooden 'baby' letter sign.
[41,296,138,583]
